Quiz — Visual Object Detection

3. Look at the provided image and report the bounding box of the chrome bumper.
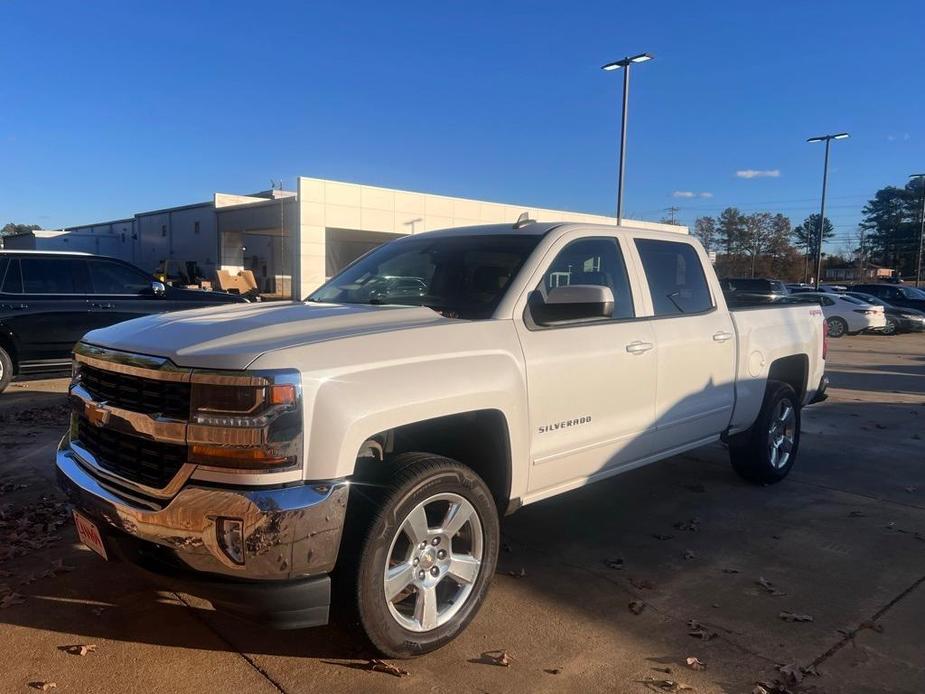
[56,436,348,581]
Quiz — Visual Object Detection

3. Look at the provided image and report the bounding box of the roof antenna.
[513,211,535,229]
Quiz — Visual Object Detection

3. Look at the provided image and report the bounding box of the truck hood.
[82,301,447,369]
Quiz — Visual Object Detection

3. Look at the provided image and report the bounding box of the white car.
[796,292,887,337]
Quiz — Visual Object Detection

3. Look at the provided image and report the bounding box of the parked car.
[719,278,790,303]
[844,291,925,335]
[849,283,925,313]
[0,250,247,392]
[57,222,827,657]
[791,291,886,337]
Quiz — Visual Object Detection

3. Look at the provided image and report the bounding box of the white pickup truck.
[57,221,828,656]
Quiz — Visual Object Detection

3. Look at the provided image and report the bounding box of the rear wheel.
[351,454,499,657]
[826,317,848,338]
[882,318,898,335]
[730,381,801,485]
[0,346,13,394]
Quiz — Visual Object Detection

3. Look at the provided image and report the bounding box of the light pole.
[807,132,849,289]
[602,52,653,224]
[910,173,925,287]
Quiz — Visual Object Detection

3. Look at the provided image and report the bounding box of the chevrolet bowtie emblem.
[84,401,111,428]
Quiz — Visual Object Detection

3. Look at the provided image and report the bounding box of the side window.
[2,259,22,293]
[822,296,835,306]
[0,258,7,291]
[20,258,91,294]
[634,239,713,316]
[89,260,152,294]
[538,237,634,319]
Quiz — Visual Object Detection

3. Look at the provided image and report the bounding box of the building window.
[194,221,200,234]
[161,225,167,237]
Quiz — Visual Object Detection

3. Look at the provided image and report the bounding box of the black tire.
[730,381,801,485]
[827,317,848,338]
[0,346,13,394]
[882,318,898,336]
[348,453,500,658]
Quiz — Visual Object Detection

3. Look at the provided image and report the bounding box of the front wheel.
[353,454,500,657]
[730,381,801,485]
[882,318,898,335]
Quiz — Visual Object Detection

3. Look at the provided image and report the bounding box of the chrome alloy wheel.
[767,399,796,469]
[383,492,483,632]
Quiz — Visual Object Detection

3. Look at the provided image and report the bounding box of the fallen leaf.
[365,659,410,677]
[685,656,706,671]
[687,619,718,640]
[479,650,513,667]
[628,600,646,615]
[858,620,884,634]
[28,684,57,692]
[683,550,696,561]
[752,685,770,694]
[642,677,693,692]
[544,668,562,675]
[756,577,787,596]
[60,644,97,656]
[779,611,814,623]
[652,666,672,674]
[800,664,820,677]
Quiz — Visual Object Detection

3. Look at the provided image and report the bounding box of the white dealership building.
[14,177,686,299]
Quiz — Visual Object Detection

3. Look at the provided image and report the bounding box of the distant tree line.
[1,222,40,236]
[692,178,925,282]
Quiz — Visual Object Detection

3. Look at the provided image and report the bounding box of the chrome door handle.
[712,331,734,343]
[626,340,654,354]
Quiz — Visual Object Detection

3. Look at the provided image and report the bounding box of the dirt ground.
[0,334,923,694]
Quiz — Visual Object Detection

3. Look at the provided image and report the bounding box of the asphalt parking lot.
[1,335,923,694]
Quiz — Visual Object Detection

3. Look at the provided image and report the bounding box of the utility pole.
[856,226,866,282]
[663,206,680,225]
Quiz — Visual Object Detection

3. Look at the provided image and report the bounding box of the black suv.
[0,251,247,392]
[849,283,925,312]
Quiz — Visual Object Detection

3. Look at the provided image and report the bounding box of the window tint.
[2,259,22,293]
[20,257,91,294]
[538,237,634,319]
[89,259,152,294]
[0,258,7,289]
[635,239,713,316]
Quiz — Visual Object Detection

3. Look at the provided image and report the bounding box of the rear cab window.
[634,239,713,316]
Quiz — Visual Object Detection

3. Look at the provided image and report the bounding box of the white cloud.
[887,134,896,142]
[699,192,714,198]
[736,169,780,179]
[672,191,696,198]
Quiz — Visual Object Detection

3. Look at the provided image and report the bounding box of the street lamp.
[910,173,925,288]
[601,52,653,224]
[806,132,849,289]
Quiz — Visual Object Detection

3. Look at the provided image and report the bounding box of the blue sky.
[2,0,923,252]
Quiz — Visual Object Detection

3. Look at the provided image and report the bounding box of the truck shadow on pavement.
[2,396,924,692]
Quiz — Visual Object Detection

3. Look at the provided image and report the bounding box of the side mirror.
[531,284,614,326]
[151,280,167,297]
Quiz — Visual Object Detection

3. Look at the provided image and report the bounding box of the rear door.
[4,256,94,364]
[514,232,659,496]
[630,237,736,451]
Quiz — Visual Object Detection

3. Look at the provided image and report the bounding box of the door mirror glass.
[151,280,167,297]
[532,285,615,325]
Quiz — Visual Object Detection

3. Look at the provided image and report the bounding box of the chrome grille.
[80,364,190,420]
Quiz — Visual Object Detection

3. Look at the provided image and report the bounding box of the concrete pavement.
[0,334,922,693]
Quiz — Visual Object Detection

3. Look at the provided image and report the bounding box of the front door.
[515,234,658,498]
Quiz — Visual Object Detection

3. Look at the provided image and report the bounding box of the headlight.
[187,370,302,471]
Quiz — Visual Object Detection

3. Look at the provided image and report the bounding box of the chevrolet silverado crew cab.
[56,222,827,657]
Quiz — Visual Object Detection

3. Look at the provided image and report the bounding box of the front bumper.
[56,437,348,628]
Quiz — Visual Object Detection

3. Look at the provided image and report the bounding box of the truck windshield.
[307,234,541,319]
